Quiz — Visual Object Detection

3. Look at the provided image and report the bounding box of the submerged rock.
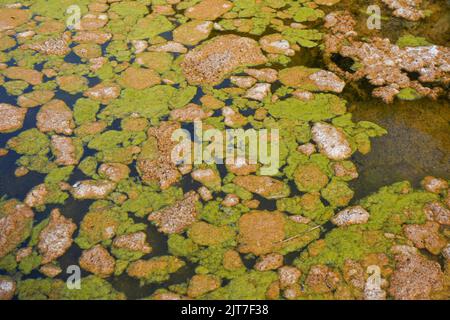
[148,191,199,234]
[79,245,115,278]
[0,200,34,258]
[238,210,285,256]
[234,175,290,199]
[181,35,267,85]
[0,104,26,133]
[38,209,76,264]
[36,100,75,135]
[389,246,444,299]
[184,0,233,21]
[403,221,446,255]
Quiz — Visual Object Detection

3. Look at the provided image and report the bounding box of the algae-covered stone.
[0,200,34,259]
[181,35,267,85]
[184,0,233,21]
[36,100,75,135]
[0,8,30,31]
[79,244,115,278]
[112,232,152,256]
[118,66,160,90]
[187,274,221,298]
[238,210,285,256]
[98,163,130,182]
[191,168,221,190]
[294,163,329,192]
[321,179,354,207]
[127,256,185,284]
[148,191,200,234]
[37,209,76,264]
[233,175,290,199]
[0,104,27,133]
[188,221,235,246]
[173,20,213,46]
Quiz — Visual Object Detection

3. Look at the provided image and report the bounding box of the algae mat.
[0,0,449,300]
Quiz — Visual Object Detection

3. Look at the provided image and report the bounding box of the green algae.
[7,129,49,156]
[74,98,100,125]
[396,35,431,48]
[127,256,186,285]
[267,94,347,121]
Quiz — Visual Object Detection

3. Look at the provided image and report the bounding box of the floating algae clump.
[0,0,448,301]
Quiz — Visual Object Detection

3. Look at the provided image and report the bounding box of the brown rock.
[148,191,199,234]
[0,276,16,300]
[238,210,285,256]
[36,100,75,135]
[39,264,62,278]
[0,104,26,133]
[184,0,233,20]
[305,265,341,293]
[421,176,448,194]
[181,35,267,85]
[233,175,289,199]
[311,122,352,160]
[71,180,116,200]
[187,274,221,298]
[403,221,446,255]
[79,244,115,277]
[38,209,77,264]
[170,103,213,122]
[51,135,80,166]
[331,206,370,226]
[254,253,284,271]
[278,266,302,289]
[112,232,152,254]
[423,201,450,225]
[119,67,160,90]
[98,163,130,182]
[84,83,121,104]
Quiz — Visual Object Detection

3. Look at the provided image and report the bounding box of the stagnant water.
[0,0,449,300]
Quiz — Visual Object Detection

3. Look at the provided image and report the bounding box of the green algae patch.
[127,256,185,285]
[267,94,347,121]
[17,276,125,300]
[204,271,277,299]
[188,222,236,247]
[7,129,49,156]
[74,98,100,125]
[129,15,174,40]
[321,179,354,208]
[397,88,423,101]
[99,85,178,120]
[396,35,431,48]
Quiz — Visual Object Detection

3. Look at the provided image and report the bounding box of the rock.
[265,281,280,300]
[23,37,71,56]
[260,34,295,56]
[389,247,444,299]
[17,90,55,108]
[311,122,352,160]
[56,75,88,93]
[4,67,43,85]
[14,166,29,177]
[184,0,233,21]
[131,40,148,54]
[225,156,259,176]
[245,68,278,83]
[181,35,267,85]
[187,274,221,298]
[198,186,213,201]
[16,247,32,262]
[84,83,121,104]
[72,31,112,44]
[222,249,244,270]
[148,41,187,53]
[331,206,370,226]
[148,191,199,234]
[230,76,257,89]
[342,259,365,290]
[297,143,316,156]
[36,100,75,135]
[222,106,248,127]
[442,245,450,261]
[381,0,424,21]
[305,265,340,293]
[24,184,49,208]
[238,210,285,256]
[79,245,115,278]
[0,201,34,258]
[0,276,16,300]
[423,201,450,225]
[51,135,80,166]
[119,66,160,90]
[191,168,221,190]
[137,121,181,189]
[222,194,240,207]
[278,266,302,289]
[309,70,345,93]
[112,232,152,254]
[39,264,62,278]
[233,175,290,199]
[421,176,448,194]
[403,221,446,255]
[170,103,213,122]
[245,83,271,101]
[293,163,329,192]
[71,180,117,200]
[98,163,130,182]
[173,20,213,46]
[38,209,77,264]
[0,104,26,133]
[127,256,185,283]
[254,253,284,271]
[0,8,30,31]
[332,161,359,180]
